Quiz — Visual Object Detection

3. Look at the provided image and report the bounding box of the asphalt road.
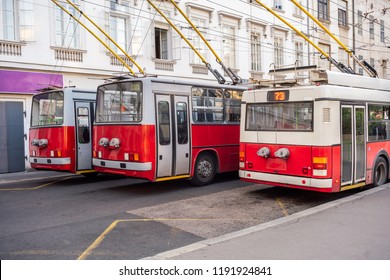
[0,173,360,260]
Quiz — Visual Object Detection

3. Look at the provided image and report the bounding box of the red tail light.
[313,157,328,176]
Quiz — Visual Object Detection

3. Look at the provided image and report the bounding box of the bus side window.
[77,107,90,144]
[158,101,170,145]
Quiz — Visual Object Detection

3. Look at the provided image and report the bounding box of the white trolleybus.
[239,70,390,192]
[29,88,96,174]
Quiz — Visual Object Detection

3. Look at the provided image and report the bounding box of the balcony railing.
[153,58,175,71]
[191,64,208,75]
[52,47,85,62]
[108,53,134,67]
[0,40,24,56]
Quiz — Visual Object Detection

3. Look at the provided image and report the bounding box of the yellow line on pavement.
[78,219,121,260]
[0,177,72,191]
[77,217,256,260]
[276,198,289,216]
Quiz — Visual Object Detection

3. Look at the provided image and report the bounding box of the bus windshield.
[31,91,64,126]
[246,102,313,131]
[96,81,143,123]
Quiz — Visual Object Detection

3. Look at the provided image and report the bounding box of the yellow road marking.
[0,177,72,191]
[77,217,257,260]
[276,198,289,216]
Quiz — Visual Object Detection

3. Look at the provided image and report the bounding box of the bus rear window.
[31,91,64,126]
[96,81,142,123]
[246,102,313,131]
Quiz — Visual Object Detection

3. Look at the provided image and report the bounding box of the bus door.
[75,101,94,171]
[156,95,190,178]
[341,105,366,186]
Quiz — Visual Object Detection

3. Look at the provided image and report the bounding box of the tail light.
[239,151,245,169]
[313,157,327,176]
[124,153,139,161]
[50,150,62,157]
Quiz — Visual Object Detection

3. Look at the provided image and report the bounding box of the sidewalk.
[0,170,75,185]
[147,185,390,260]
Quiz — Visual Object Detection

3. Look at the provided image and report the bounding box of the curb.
[0,171,76,185]
[144,185,387,260]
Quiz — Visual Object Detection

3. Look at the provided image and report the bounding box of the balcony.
[108,53,134,67]
[191,64,208,75]
[0,40,24,56]
[52,47,85,62]
[153,58,176,71]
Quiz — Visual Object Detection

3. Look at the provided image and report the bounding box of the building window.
[107,0,131,54]
[357,10,363,35]
[274,36,284,67]
[109,16,127,53]
[295,41,303,66]
[250,32,262,71]
[190,16,208,65]
[358,55,363,75]
[19,0,34,41]
[380,20,385,43]
[1,0,16,40]
[293,1,303,17]
[109,0,130,13]
[370,58,375,68]
[274,0,283,10]
[222,24,236,68]
[338,47,348,67]
[55,0,80,48]
[155,27,168,60]
[369,15,374,39]
[318,0,329,21]
[338,0,347,27]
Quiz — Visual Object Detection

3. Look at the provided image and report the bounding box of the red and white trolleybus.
[29,88,96,174]
[93,77,245,185]
[239,70,390,192]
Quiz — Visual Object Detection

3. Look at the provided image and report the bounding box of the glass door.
[341,105,366,186]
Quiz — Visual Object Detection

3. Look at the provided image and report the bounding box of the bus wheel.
[373,157,388,187]
[191,153,216,186]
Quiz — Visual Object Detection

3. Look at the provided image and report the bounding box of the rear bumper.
[239,170,332,189]
[92,158,152,171]
[29,157,71,165]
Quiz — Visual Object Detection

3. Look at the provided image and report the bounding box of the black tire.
[190,153,216,186]
[373,157,388,187]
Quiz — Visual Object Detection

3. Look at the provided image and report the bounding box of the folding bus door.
[156,94,190,178]
[75,101,94,171]
[341,105,366,187]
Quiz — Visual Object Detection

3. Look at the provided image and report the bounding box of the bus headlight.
[274,148,290,159]
[257,147,270,158]
[109,138,120,149]
[38,139,48,148]
[99,138,109,147]
[31,139,40,146]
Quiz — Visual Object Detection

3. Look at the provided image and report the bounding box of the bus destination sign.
[267,90,289,101]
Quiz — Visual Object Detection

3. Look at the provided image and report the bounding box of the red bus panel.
[191,124,239,173]
[29,126,76,172]
[93,124,156,181]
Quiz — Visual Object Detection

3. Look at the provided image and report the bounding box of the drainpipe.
[352,0,356,72]
[307,0,311,65]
